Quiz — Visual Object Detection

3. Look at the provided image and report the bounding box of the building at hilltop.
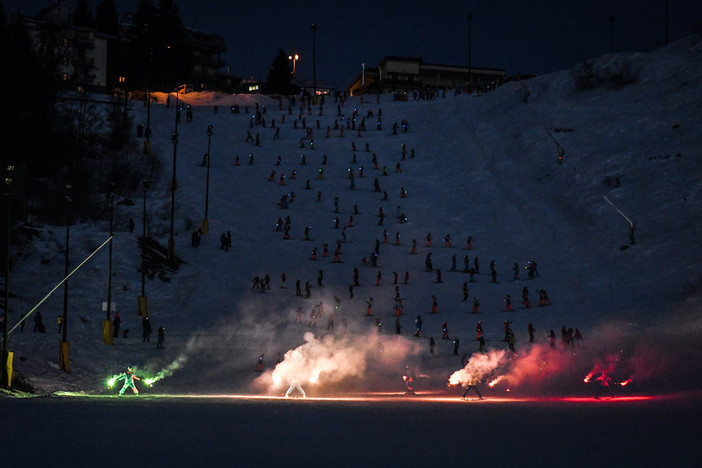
[348,56,505,96]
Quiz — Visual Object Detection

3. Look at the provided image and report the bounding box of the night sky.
[6,0,702,88]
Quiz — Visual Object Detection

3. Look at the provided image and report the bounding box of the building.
[348,56,505,96]
[21,1,110,91]
[184,29,229,91]
[19,1,232,93]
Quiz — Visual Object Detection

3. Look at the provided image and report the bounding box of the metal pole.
[2,165,13,387]
[168,93,179,262]
[204,125,213,222]
[106,182,114,322]
[141,179,149,297]
[467,13,473,86]
[311,24,317,99]
[62,185,71,345]
[664,0,669,45]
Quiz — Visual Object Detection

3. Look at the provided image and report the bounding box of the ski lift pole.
[3,235,113,340]
[543,126,566,163]
[603,196,636,244]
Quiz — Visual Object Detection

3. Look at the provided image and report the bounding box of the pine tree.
[74,0,94,28]
[265,49,296,95]
[95,0,119,36]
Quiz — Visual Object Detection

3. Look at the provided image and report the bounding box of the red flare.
[619,378,633,387]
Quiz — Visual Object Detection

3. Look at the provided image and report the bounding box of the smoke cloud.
[252,331,422,394]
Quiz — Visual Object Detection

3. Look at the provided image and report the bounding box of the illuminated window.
[63,38,69,47]
[118,76,126,84]
[63,73,68,81]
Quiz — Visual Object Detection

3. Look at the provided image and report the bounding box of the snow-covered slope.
[5,35,702,396]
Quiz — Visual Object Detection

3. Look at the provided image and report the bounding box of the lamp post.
[361,62,365,93]
[104,181,115,345]
[311,24,317,100]
[467,13,473,86]
[59,184,71,372]
[664,0,669,45]
[288,54,299,77]
[609,15,615,54]
[203,125,213,234]
[168,92,179,263]
[1,165,13,387]
[138,179,149,319]
[141,179,149,298]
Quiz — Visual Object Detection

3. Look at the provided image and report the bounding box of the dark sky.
[6,0,702,88]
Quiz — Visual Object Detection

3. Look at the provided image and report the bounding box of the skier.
[157,326,165,349]
[142,316,152,342]
[442,321,449,339]
[113,367,142,395]
[403,366,416,394]
[528,323,535,342]
[256,354,265,372]
[594,371,615,399]
[425,252,433,271]
[463,282,469,302]
[429,337,436,355]
[285,378,306,398]
[548,330,556,349]
[508,330,516,353]
[461,374,483,400]
[414,315,423,337]
[112,312,121,338]
[504,294,513,312]
[503,320,513,342]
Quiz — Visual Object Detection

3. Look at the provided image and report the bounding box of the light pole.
[361,62,365,93]
[59,184,71,373]
[104,181,115,344]
[203,125,213,234]
[609,15,615,54]
[138,179,149,319]
[311,24,317,101]
[664,0,669,45]
[288,54,299,77]
[467,13,473,86]
[1,165,13,387]
[168,92,179,263]
[141,179,149,298]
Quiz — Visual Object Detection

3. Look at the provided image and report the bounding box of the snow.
[3,35,702,402]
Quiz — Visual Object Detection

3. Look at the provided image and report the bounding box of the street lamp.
[1,165,13,387]
[59,184,71,373]
[467,13,473,86]
[203,125,213,234]
[361,62,365,93]
[288,54,299,76]
[311,24,317,101]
